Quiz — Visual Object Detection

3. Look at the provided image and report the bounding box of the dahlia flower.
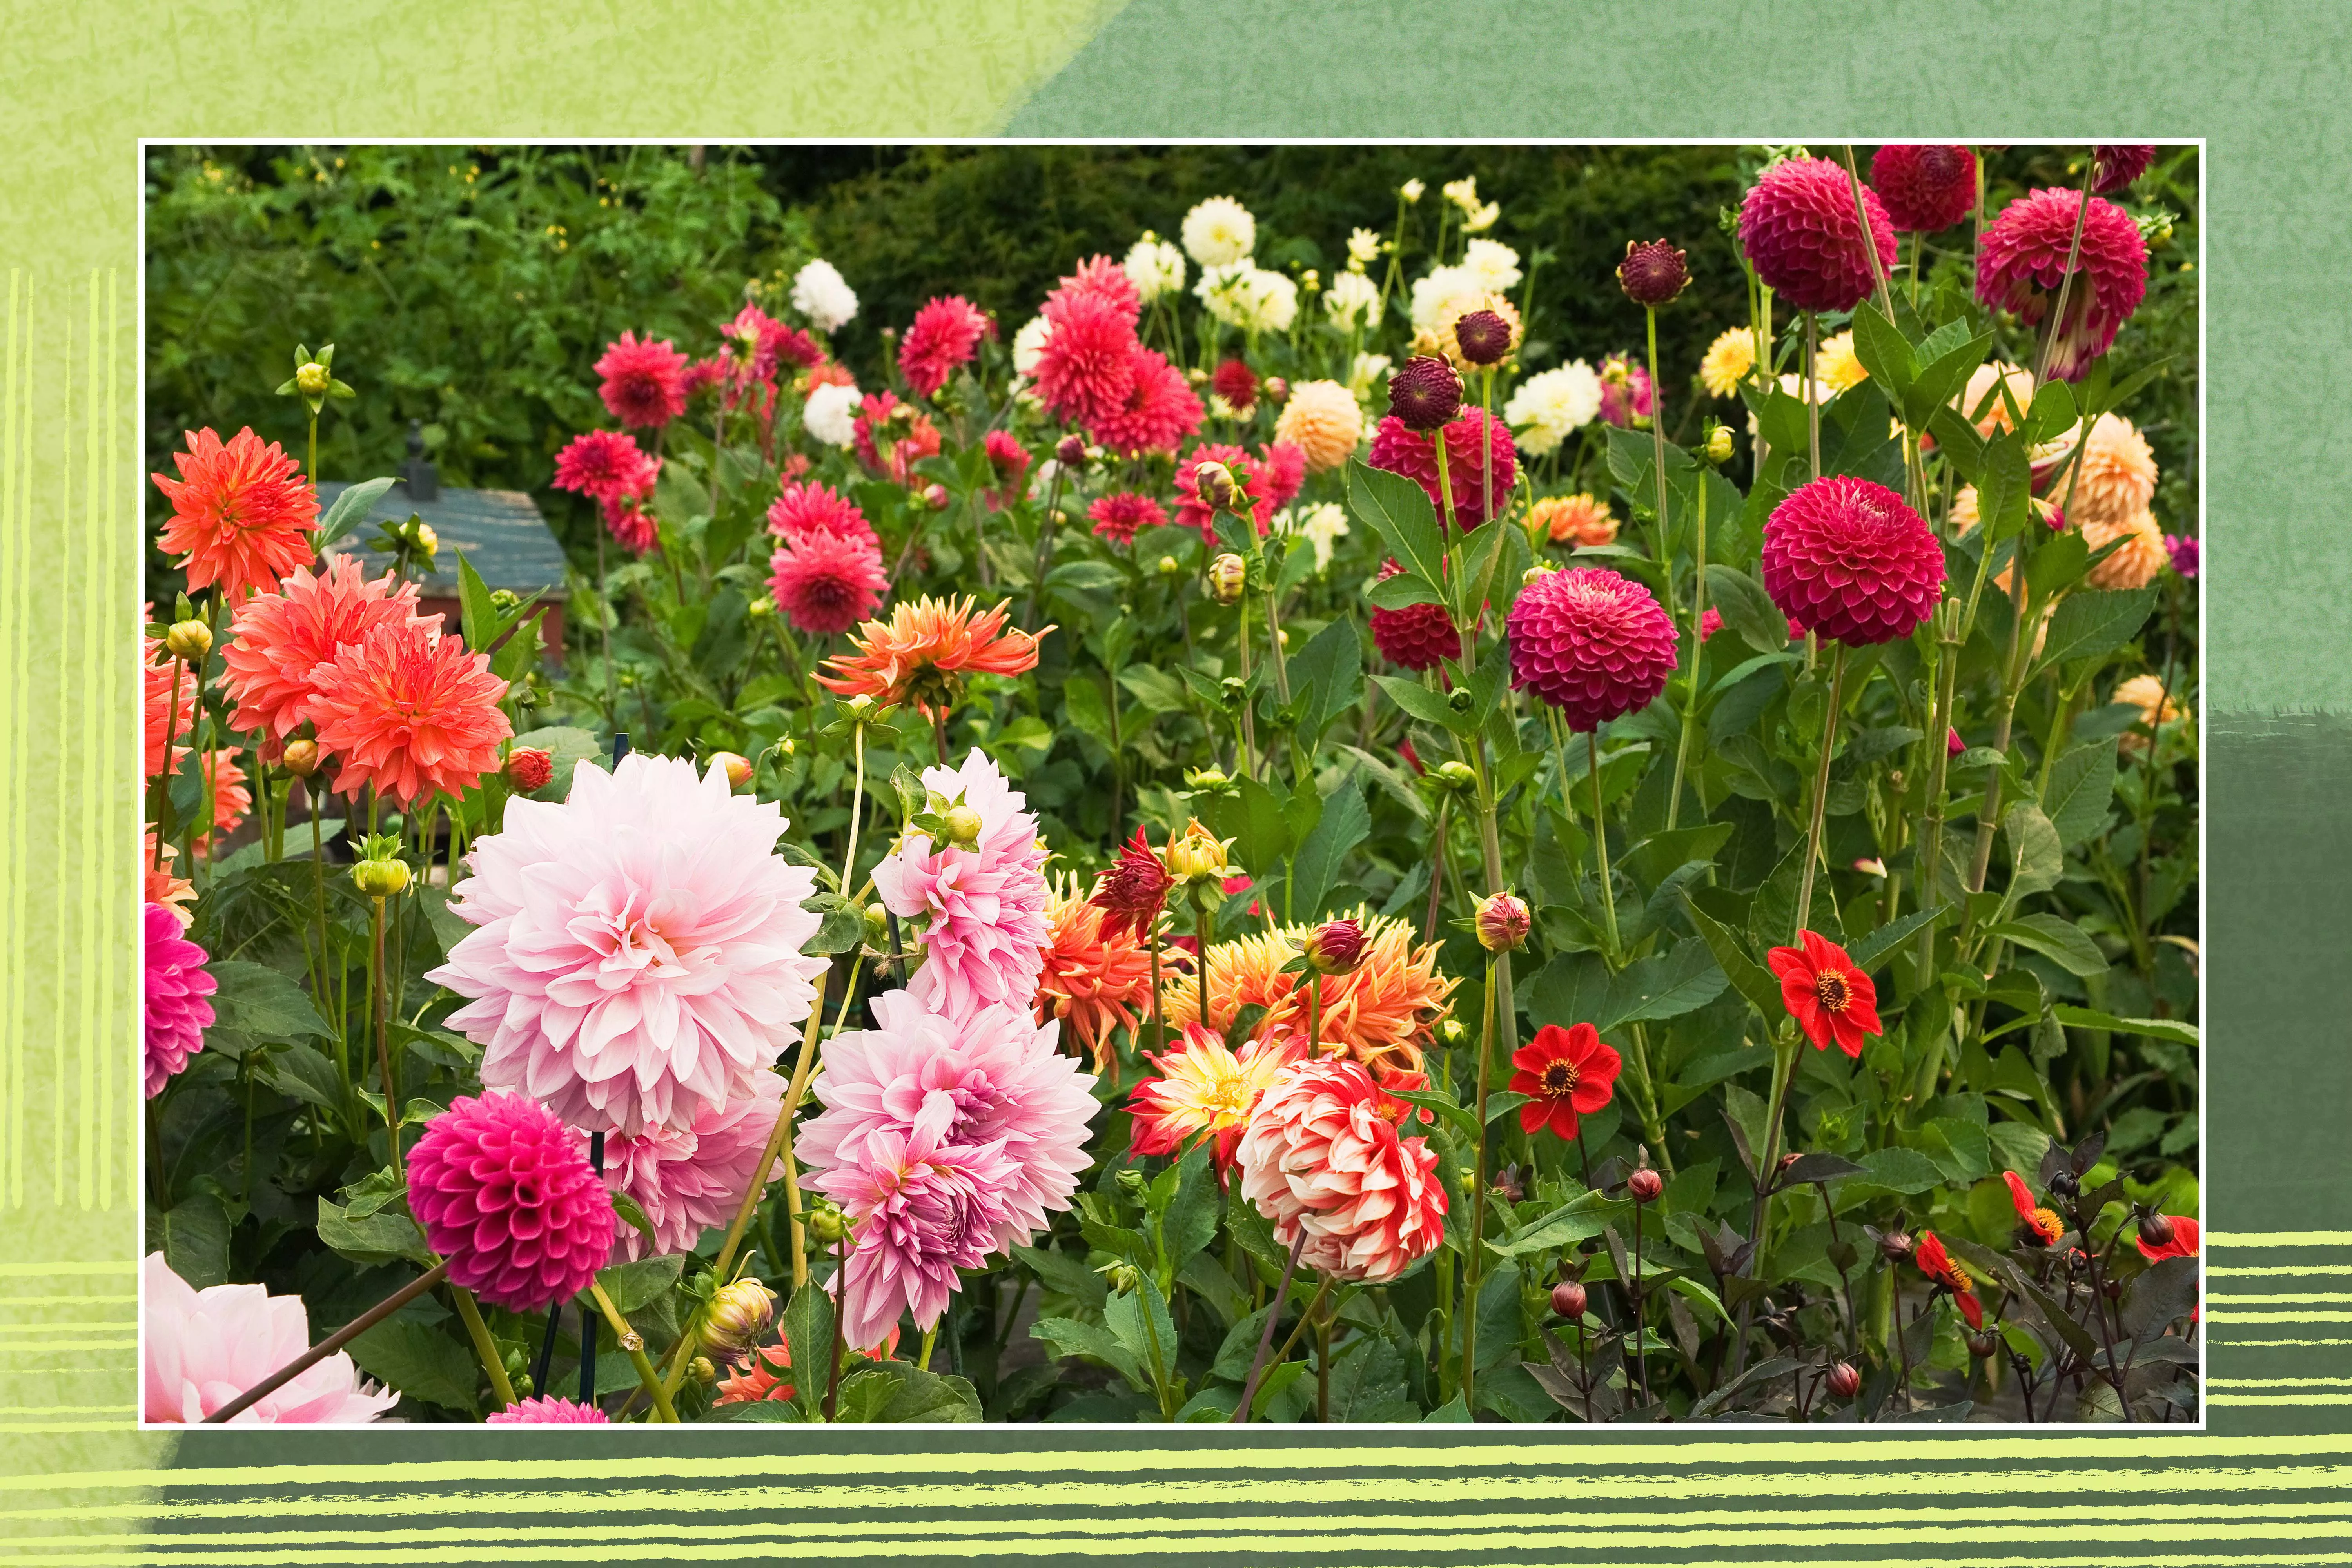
[406,1093,618,1310]
[2092,145,2157,195]
[1596,354,1655,429]
[803,381,862,448]
[595,331,690,429]
[767,481,873,545]
[152,428,320,602]
[1273,379,1364,472]
[220,555,425,741]
[1913,1230,1986,1328]
[1038,875,1177,1073]
[1088,492,1167,546]
[550,429,657,506]
[143,1253,397,1425]
[1699,328,1760,398]
[768,522,887,636]
[1813,330,1868,394]
[2003,1170,2067,1247]
[305,618,511,808]
[1369,559,1458,673]
[816,1122,1018,1351]
[1739,154,1897,314]
[982,428,1031,508]
[1977,188,2149,381]
[1257,440,1305,510]
[428,752,827,1136]
[601,1071,785,1261]
[1506,566,1679,731]
[1046,255,1143,326]
[1195,262,1298,335]
[1176,443,1272,540]
[2167,534,2199,579]
[1122,234,1187,304]
[143,653,196,782]
[1091,826,1174,940]
[1212,358,1258,413]
[2136,1213,2200,1264]
[1761,476,1944,646]
[1504,363,1603,456]
[2082,508,2169,591]
[1530,493,1617,549]
[2114,673,2186,751]
[817,595,1046,720]
[1869,145,1978,234]
[1129,1025,1303,1171]
[486,1396,610,1424]
[1407,265,1482,332]
[1767,929,1883,1058]
[2051,412,2158,525]
[601,494,658,555]
[1159,914,1456,1079]
[1181,196,1256,267]
[1616,239,1689,307]
[899,296,995,398]
[1033,291,1140,426]
[1234,1058,1447,1284]
[146,834,196,920]
[722,304,824,390]
[1460,238,1523,294]
[790,258,859,333]
[852,391,942,485]
[143,900,215,1097]
[195,750,252,853]
[1508,1021,1621,1141]
[1089,347,1203,456]
[1010,316,1053,377]
[1283,501,1350,573]
[1432,292,1522,371]
[873,748,1053,1020]
[1368,410,1516,530]
[1323,270,1381,330]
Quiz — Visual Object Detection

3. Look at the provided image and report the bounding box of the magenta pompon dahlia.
[427,751,828,1137]
[1369,560,1458,673]
[600,1070,787,1262]
[1761,476,1945,646]
[405,1093,618,1312]
[1738,155,1897,314]
[143,901,215,1098]
[1976,187,2149,381]
[1869,145,1978,234]
[873,748,1053,1022]
[1505,567,1679,732]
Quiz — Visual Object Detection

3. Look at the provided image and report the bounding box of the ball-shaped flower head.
[1274,379,1365,472]
[485,1396,610,1425]
[143,901,216,1098]
[1505,567,1678,733]
[427,751,828,1136]
[1367,410,1517,530]
[1976,188,2148,381]
[405,1093,618,1311]
[1615,239,1689,307]
[1762,477,1944,646]
[1385,356,1463,432]
[2092,144,2157,195]
[1234,1058,1447,1284]
[1869,145,1978,234]
[897,295,995,399]
[1369,560,1457,673]
[1738,155,1897,314]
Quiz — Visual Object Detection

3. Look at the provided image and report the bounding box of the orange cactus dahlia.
[1035,875,1190,1075]
[307,619,512,808]
[1159,914,1455,1078]
[151,428,320,602]
[816,595,1050,720]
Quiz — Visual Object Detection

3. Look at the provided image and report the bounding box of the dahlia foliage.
[142,145,2196,1427]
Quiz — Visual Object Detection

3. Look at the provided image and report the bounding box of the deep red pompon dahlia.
[1761,476,1944,646]
[1976,187,2149,381]
[1869,145,1978,234]
[1504,567,1677,732]
[1739,156,1896,314]
[2092,145,2156,195]
[1369,560,1457,673]
[405,1093,617,1312]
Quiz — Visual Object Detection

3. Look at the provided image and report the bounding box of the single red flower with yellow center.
[1507,1022,1622,1141]
[2003,1171,2066,1247]
[151,427,320,601]
[1767,929,1883,1057]
[816,595,1050,720]
[1914,1229,1986,1328]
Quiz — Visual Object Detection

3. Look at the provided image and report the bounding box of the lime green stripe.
[5,269,28,1213]
[97,267,119,1214]
[2210,1310,2352,1323]
[0,1320,136,1333]
[0,1262,134,1277]
[76,267,98,1212]
[0,1294,136,1305]
[47,300,70,1209]
[2211,1233,2352,1248]
[2215,1266,2352,1276]
[2224,1338,2352,1347]
[0,270,16,1209]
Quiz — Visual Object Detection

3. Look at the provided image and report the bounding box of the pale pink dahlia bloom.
[1234,1058,1447,1285]
[427,751,827,1136]
[873,748,1052,1021]
[142,1253,398,1425]
[601,1070,787,1261]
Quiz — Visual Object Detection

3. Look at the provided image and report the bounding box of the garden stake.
[204,1261,451,1423]
[1232,1230,1307,1423]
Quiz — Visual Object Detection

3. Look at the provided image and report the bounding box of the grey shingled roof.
[316,479,568,599]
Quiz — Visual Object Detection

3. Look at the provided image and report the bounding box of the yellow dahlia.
[1035,875,1189,1078]
[1273,379,1365,473]
[1160,913,1456,1078]
[1812,330,1868,394]
[2083,507,2168,591]
[1699,327,1759,398]
[1126,1024,1303,1170]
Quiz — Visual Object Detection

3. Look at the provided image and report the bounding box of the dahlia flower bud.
[1432,760,1478,793]
[1301,918,1368,976]
[689,1356,717,1385]
[503,746,554,795]
[1877,1229,1915,1264]
[1704,425,1735,466]
[706,750,753,790]
[295,361,331,397]
[1184,766,1231,793]
[1386,356,1464,432]
[1439,1018,1468,1047]
[748,595,776,619]
[1453,310,1514,367]
[924,483,951,511]
[1055,433,1089,468]
[2138,1211,2176,1250]
[1156,555,1182,577]
[164,620,213,663]
[806,1202,846,1244]
[1262,376,1289,404]
[1165,819,1234,884]
[352,857,411,900]
[1474,891,1530,953]
[1192,461,1238,514]
[941,802,985,851]
[1616,238,1689,307]
[1550,1280,1588,1320]
[1626,1166,1664,1204]
[1947,727,1965,757]
[1522,562,1555,587]
[1207,553,1249,605]
[1826,1361,1862,1399]
[1967,1330,2002,1361]
[279,738,321,778]
[410,522,439,557]
[702,1278,779,1360]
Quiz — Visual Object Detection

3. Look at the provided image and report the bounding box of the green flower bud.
[942,803,984,851]
[164,620,212,663]
[351,858,411,900]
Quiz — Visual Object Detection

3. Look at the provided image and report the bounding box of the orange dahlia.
[1035,875,1190,1075]
[2082,508,2168,591]
[1127,1024,1303,1171]
[151,428,319,601]
[816,596,1050,720]
[1530,492,1618,549]
[1159,914,1455,1078]
[145,834,196,920]
[307,620,512,808]
[220,556,425,740]
[194,750,252,856]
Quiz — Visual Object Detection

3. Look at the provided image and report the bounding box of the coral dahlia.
[1037,876,1175,1074]
[1977,188,2149,381]
[1508,1022,1621,1141]
[1129,1024,1303,1171]
[2050,412,2158,526]
[1369,559,1458,673]
[1505,567,1679,732]
[1761,476,1944,647]
[595,331,691,430]
[305,619,512,808]
[768,524,887,637]
[144,652,197,782]
[1869,145,1978,234]
[142,1253,397,1424]
[220,555,425,741]
[1234,1058,1447,1285]
[1530,493,1617,549]
[899,295,996,398]
[873,748,1052,1021]
[143,901,215,1098]
[1087,492,1167,547]
[817,595,1047,720]
[1367,410,1516,530]
[405,1093,618,1310]
[1739,155,1897,314]
[1766,929,1883,1058]
[152,428,320,602]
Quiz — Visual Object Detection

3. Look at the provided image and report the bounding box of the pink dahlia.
[306,618,513,808]
[143,901,215,1097]
[1046,255,1143,327]
[1089,347,1204,455]
[873,748,1052,1021]
[1033,291,1140,426]
[723,303,822,390]
[1370,560,1458,673]
[813,1121,1018,1352]
[1233,1058,1447,1285]
[220,555,425,741]
[407,1093,617,1311]
[2092,145,2157,195]
[1596,354,1655,429]
[1212,358,1258,412]
[800,987,1098,1258]
[1257,439,1305,510]
[766,480,875,546]
[595,331,690,430]
[601,494,659,555]
[768,524,887,636]
[1761,476,1945,646]
[1976,188,2149,381]
[852,391,942,486]
[143,1253,398,1425]
[1088,491,1167,546]
[1506,567,1679,731]
[485,1395,610,1424]
[601,1071,786,1262]
[550,430,657,506]
[1739,154,1898,314]
[1367,410,1517,530]
[1175,442,1272,540]
[899,296,996,399]
[427,751,828,1136]
[983,429,1031,509]
[1870,145,1978,234]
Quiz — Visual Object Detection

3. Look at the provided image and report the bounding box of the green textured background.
[2,0,2344,1561]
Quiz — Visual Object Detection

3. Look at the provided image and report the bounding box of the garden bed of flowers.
[142,144,2199,1426]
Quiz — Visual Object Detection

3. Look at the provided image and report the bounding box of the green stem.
[369,895,400,1184]
[1588,731,1620,961]
[1666,473,1708,831]
[1793,645,1849,941]
[450,1285,517,1410]
[588,1279,676,1423]
[1644,306,1673,623]
[1461,958,1497,1408]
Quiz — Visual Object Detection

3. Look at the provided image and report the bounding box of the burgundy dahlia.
[2092,145,2157,196]
[1454,309,1515,367]
[1505,568,1678,732]
[1370,560,1457,672]
[1091,826,1174,941]
[1761,476,1944,647]
[406,1093,617,1312]
[1385,355,1463,432]
[1615,240,1689,308]
[1212,358,1259,412]
[143,901,215,1098]
[1738,156,1897,314]
[1367,410,1517,530]
[1869,145,1978,234]
[1976,188,2149,381]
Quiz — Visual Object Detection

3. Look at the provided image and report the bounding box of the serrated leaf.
[346,1319,479,1415]
[596,1253,683,1314]
[2004,803,2064,902]
[2039,587,2158,670]
[2042,740,2118,848]
[148,1193,231,1289]
[1607,940,1726,1026]
[317,476,397,550]
[1347,459,1447,587]
[1682,896,1781,1021]
[1374,673,1460,730]
[1703,565,1790,657]
[1846,904,1947,973]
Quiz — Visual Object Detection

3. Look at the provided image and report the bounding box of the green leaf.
[597,1253,683,1314]
[1607,940,1726,1026]
[1994,915,2109,978]
[1013,1244,1110,1313]
[147,1193,231,1289]
[1526,949,1613,1029]
[207,959,329,1042]
[254,1040,344,1110]
[317,1196,432,1267]
[1366,572,1444,610]
[1975,431,2033,539]
[1117,664,1191,714]
[346,1319,479,1415]
[2023,379,2080,447]
[1702,565,1791,657]
[1045,560,1125,595]
[1374,673,1460,731]
[2039,587,2158,671]
[1682,897,1781,1022]
[2003,803,2065,901]
[455,551,500,653]
[1204,775,1294,873]
[1036,1316,1146,1392]
[609,1192,657,1247]
[1104,1276,1181,1396]
[1383,1088,1482,1143]
[1346,459,1446,588]
[2042,740,2118,848]
[782,1282,835,1420]
[1849,303,1915,398]
[1061,671,1115,750]
[1153,1143,1222,1284]
[1903,330,1996,432]
[1846,904,1948,973]
[2049,1006,2198,1048]
[1832,1146,1947,1202]
[1486,1189,1631,1257]
[1289,780,1368,920]
[1289,616,1365,742]
[316,476,396,550]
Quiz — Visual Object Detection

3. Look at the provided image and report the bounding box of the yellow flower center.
[1814,971,1852,1013]
[1540,1060,1579,1100]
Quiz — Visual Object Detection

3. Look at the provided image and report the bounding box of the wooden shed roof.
[316,478,568,600]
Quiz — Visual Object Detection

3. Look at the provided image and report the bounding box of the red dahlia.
[1765,929,1883,1058]
[2002,1171,2067,1247]
[1087,491,1167,546]
[1504,567,1677,732]
[1212,358,1258,412]
[1369,560,1457,672]
[1384,355,1463,432]
[1508,1022,1622,1141]
[1367,410,1516,530]
[1761,476,1944,646]
[1738,155,1897,314]
[1089,347,1204,456]
[1976,187,2149,381]
[2092,144,2156,195]
[898,295,996,399]
[594,331,690,429]
[1091,826,1173,941]
[1869,144,1978,234]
